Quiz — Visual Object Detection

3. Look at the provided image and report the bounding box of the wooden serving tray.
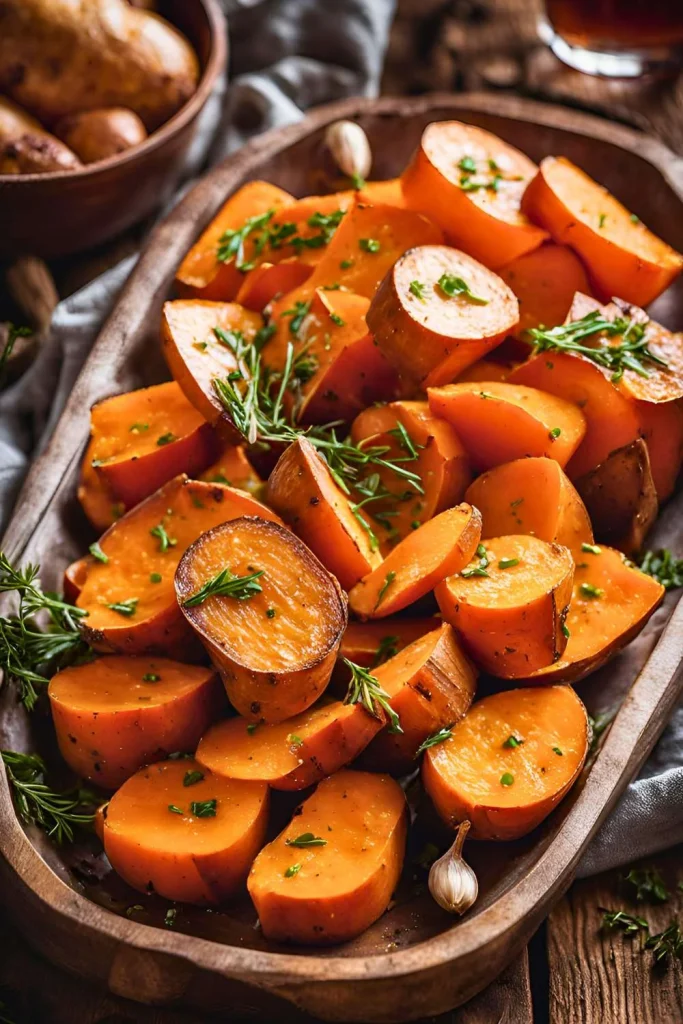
[1,94,683,1023]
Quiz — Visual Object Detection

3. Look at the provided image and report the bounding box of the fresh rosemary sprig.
[216,209,275,270]
[1,750,95,844]
[182,566,264,607]
[342,658,402,734]
[415,727,452,757]
[639,549,683,590]
[0,553,89,710]
[528,311,668,384]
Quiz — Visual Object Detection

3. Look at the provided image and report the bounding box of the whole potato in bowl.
[0,0,199,132]
[0,95,82,174]
[55,108,148,165]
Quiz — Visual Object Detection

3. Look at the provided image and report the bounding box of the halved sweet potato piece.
[196,698,381,791]
[247,769,406,944]
[78,439,121,532]
[339,619,440,669]
[77,475,281,657]
[266,437,382,591]
[574,439,657,556]
[367,244,519,387]
[103,758,269,904]
[87,382,219,510]
[175,180,294,300]
[465,457,593,557]
[455,358,515,384]
[198,443,263,496]
[435,535,574,677]
[349,504,482,620]
[176,516,347,723]
[498,243,592,340]
[401,121,548,268]
[161,300,264,442]
[422,685,589,840]
[428,381,586,471]
[49,657,225,789]
[63,555,92,604]
[520,545,664,685]
[235,260,312,312]
[359,178,406,207]
[521,156,683,306]
[636,397,683,502]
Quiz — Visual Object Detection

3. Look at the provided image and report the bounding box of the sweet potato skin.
[78,438,120,532]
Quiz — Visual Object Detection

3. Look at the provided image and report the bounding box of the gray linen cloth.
[0,0,681,878]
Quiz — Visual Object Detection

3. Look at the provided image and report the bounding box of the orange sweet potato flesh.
[247,769,406,944]
[456,358,515,384]
[349,504,482,620]
[435,534,574,677]
[367,244,519,387]
[428,381,586,471]
[197,698,381,791]
[422,685,588,840]
[175,516,347,723]
[103,759,269,904]
[161,300,264,442]
[77,475,282,657]
[359,178,406,207]
[636,398,683,502]
[350,400,471,544]
[498,243,592,341]
[175,180,294,300]
[49,657,225,789]
[235,260,312,312]
[360,623,478,774]
[520,545,664,685]
[521,156,683,307]
[199,442,263,495]
[63,555,92,604]
[465,457,593,558]
[78,438,121,532]
[338,619,440,669]
[89,382,219,510]
[267,437,382,591]
[401,121,548,269]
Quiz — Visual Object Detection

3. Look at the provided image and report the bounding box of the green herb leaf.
[601,908,649,936]
[579,582,604,599]
[283,299,312,337]
[217,209,275,269]
[156,433,176,447]
[458,155,477,174]
[89,542,109,564]
[639,549,683,590]
[183,770,205,787]
[164,908,177,928]
[1,750,95,843]
[375,570,396,609]
[582,543,602,555]
[351,172,366,190]
[598,213,607,228]
[498,557,519,569]
[183,567,264,607]
[622,867,670,905]
[409,280,427,301]
[106,598,138,617]
[142,673,160,682]
[359,238,381,253]
[288,734,303,748]
[371,634,399,669]
[246,723,259,735]
[340,258,354,269]
[500,772,514,786]
[190,799,217,818]
[503,735,523,749]
[552,746,563,756]
[644,920,683,963]
[266,607,276,618]
[548,427,562,439]
[343,658,402,734]
[415,727,452,757]
[150,573,162,584]
[168,804,184,815]
[284,863,302,877]
[285,832,327,848]
[437,274,489,305]
[129,422,149,434]
[329,312,345,327]
[461,543,490,578]
[150,522,177,553]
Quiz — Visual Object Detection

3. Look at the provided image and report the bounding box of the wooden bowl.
[0,0,227,259]
[1,94,682,1023]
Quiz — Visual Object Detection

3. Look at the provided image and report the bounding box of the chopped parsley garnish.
[598,213,607,228]
[461,543,490,578]
[375,570,396,609]
[579,582,604,599]
[552,746,563,756]
[359,238,381,253]
[246,723,259,735]
[285,832,327,848]
[622,866,669,904]
[340,258,354,269]
[503,735,523,749]
[601,909,648,936]
[498,557,519,569]
[168,804,183,815]
[409,280,427,302]
[150,573,162,584]
[156,433,176,447]
[283,300,312,337]
[89,542,108,564]
[129,422,149,434]
[150,522,176,553]
[106,598,138,617]
[458,155,477,173]
[266,607,276,618]
[329,312,345,327]
[548,427,562,439]
[190,799,217,818]
[183,770,204,787]
[500,772,514,786]
[285,863,302,877]
[436,273,489,305]
[582,543,602,555]
[142,673,160,682]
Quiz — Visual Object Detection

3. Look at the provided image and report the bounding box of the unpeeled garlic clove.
[428,820,478,915]
[323,120,372,183]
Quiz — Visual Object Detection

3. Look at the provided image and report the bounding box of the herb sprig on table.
[1,750,95,844]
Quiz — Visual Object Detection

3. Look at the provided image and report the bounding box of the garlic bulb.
[428,820,478,915]
[324,120,372,182]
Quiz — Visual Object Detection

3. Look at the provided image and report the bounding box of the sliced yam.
[338,619,441,669]
[422,686,589,840]
[350,400,472,543]
[360,623,478,774]
[175,180,294,300]
[435,535,574,677]
[63,555,92,604]
[349,504,482,620]
[498,243,592,340]
[198,443,263,496]
[247,770,406,944]
[89,382,219,510]
[103,758,269,904]
[235,260,312,312]
[401,121,548,269]
[49,657,224,789]
[176,517,347,723]
[465,458,593,558]
[520,545,665,685]
[574,440,658,556]
[521,156,683,306]
[636,398,683,501]
[196,699,381,791]
[367,244,519,387]
[161,300,264,443]
[266,437,382,591]
[78,439,121,532]
[427,381,586,471]
[76,475,281,657]
[359,178,406,207]
[456,358,515,384]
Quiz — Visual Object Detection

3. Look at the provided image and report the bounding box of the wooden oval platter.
[1,93,682,1022]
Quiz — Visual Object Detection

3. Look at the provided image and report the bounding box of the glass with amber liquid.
[540,0,683,77]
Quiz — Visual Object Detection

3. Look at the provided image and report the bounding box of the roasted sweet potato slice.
[78,441,121,532]
[521,156,683,306]
[103,758,269,904]
[465,457,593,557]
[636,398,683,502]
[359,178,406,207]
[175,180,294,300]
[422,686,589,840]
[435,535,574,677]
[87,382,219,510]
[196,698,381,791]
[498,243,592,340]
[367,244,519,387]
[161,299,264,442]
[235,260,312,312]
[456,358,515,384]
[247,770,406,944]
[338,619,440,669]
[198,443,263,496]
[428,381,586,471]
[574,439,657,556]
[176,516,347,723]
[77,476,281,657]
[520,545,664,685]
[401,121,548,269]
[349,504,482,620]
[266,437,382,591]
[63,555,92,604]
[49,657,224,789]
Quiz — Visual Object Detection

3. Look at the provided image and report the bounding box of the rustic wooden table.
[1,0,682,1020]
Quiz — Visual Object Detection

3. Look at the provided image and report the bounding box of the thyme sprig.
[1,750,95,844]
[182,567,264,608]
[343,659,402,734]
